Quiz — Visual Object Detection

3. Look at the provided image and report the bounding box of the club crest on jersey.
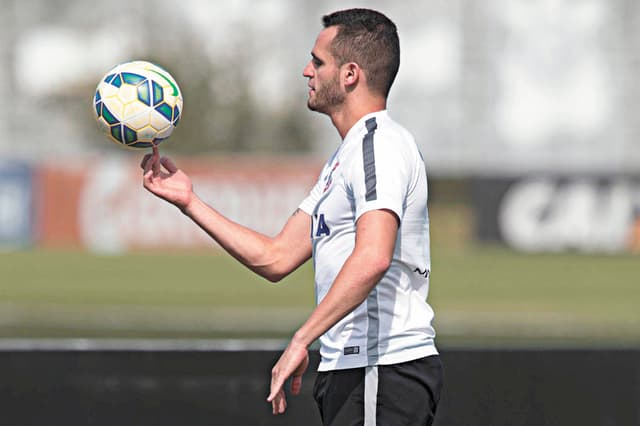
[323,161,340,193]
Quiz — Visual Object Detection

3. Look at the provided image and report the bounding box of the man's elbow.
[264,271,286,283]
[369,253,392,276]
[260,265,291,283]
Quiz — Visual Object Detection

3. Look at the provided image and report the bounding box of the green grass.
[429,246,640,347]
[1,250,313,307]
[1,247,639,347]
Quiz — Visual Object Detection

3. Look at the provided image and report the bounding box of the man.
[141,8,443,425]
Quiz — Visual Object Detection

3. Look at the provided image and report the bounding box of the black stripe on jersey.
[363,117,378,201]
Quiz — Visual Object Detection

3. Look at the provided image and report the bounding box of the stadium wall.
[0,343,637,426]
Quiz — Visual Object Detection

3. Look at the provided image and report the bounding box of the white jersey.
[299,110,438,371]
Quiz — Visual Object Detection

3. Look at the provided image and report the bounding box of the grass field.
[1,245,638,347]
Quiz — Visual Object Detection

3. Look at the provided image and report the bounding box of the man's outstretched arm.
[141,147,312,282]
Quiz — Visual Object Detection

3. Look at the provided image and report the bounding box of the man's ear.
[342,62,360,88]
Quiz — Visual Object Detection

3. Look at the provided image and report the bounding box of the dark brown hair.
[322,8,400,97]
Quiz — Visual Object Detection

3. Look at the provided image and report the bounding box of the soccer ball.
[93,60,183,149]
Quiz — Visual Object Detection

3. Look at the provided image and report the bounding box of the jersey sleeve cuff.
[355,200,402,223]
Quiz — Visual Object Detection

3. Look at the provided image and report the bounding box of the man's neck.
[329,97,387,139]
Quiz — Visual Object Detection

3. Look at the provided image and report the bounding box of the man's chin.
[307,98,334,114]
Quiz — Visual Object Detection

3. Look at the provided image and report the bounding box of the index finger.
[267,376,285,402]
[151,146,160,175]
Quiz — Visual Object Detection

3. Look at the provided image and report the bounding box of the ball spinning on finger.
[93,60,183,149]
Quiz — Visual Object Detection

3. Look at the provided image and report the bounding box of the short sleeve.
[298,173,324,215]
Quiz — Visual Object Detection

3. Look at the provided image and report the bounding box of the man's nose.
[302,62,313,77]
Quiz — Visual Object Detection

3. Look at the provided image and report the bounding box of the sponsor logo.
[498,178,640,252]
[312,213,331,238]
[414,268,430,279]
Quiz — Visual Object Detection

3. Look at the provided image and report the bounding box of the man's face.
[303,27,345,114]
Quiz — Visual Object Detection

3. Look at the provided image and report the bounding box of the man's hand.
[141,146,193,211]
[267,340,309,415]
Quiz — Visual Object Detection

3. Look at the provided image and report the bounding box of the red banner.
[36,156,322,252]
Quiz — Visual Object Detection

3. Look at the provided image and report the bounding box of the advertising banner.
[472,176,640,253]
[37,156,321,252]
[0,161,34,248]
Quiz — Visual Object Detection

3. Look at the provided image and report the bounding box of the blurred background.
[1,0,639,344]
[0,0,639,342]
[1,0,639,424]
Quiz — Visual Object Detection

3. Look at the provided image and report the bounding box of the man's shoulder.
[343,112,417,156]
[368,116,418,162]
[375,114,414,140]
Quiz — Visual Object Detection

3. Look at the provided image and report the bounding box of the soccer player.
[141,8,443,425]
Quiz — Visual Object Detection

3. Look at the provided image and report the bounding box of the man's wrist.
[291,329,313,348]
[180,194,198,216]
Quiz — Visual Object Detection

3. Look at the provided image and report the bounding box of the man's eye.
[313,59,322,67]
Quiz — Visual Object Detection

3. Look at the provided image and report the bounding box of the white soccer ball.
[93,60,183,149]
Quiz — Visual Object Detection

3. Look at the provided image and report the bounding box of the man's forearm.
[292,249,389,347]
[183,195,309,282]
[292,209,398,346]
[184,196,274,267]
